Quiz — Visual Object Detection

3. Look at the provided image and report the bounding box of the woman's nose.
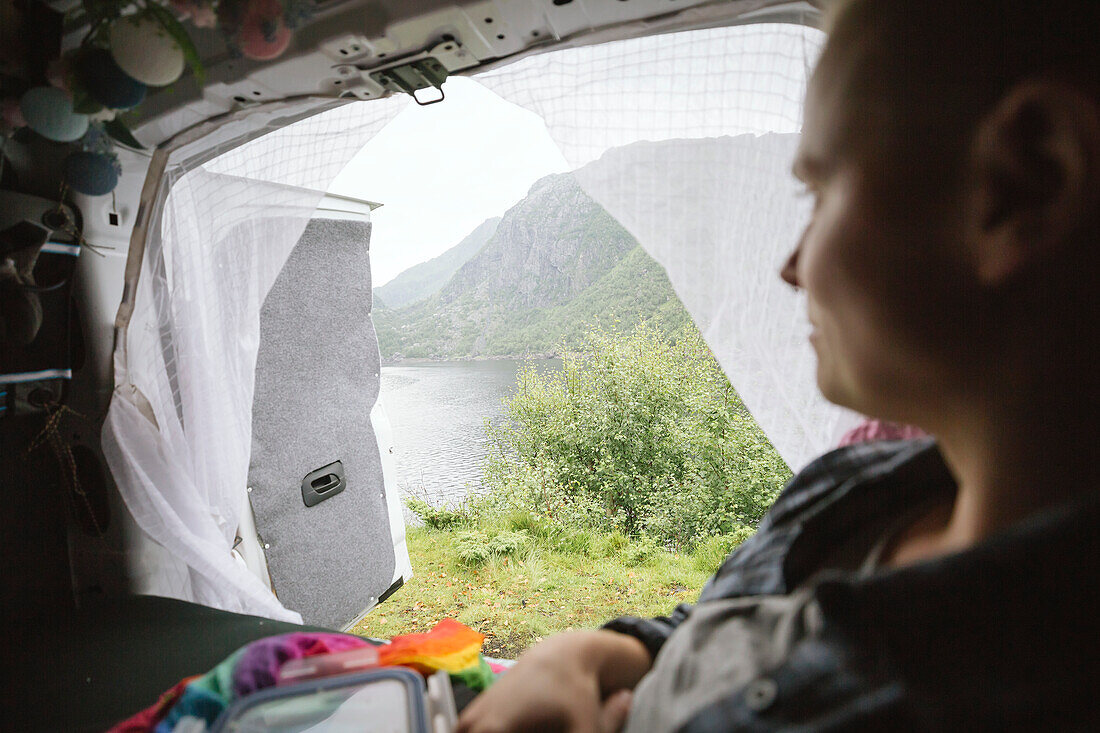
[780,244,801,288]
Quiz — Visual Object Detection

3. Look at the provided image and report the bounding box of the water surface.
[380,359,561,507]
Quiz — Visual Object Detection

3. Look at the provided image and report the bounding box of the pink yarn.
[838,418,927,447]
[170,0,218,28]
[237,0,292,60]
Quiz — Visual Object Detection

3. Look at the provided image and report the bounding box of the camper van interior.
[3,0,1098,730]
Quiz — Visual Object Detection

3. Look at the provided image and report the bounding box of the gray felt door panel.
[248,218,394,629]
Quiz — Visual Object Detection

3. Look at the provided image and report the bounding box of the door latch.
[369,57,449,105]
[301,460,346,507]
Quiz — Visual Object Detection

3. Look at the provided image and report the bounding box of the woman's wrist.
[528,630,651,694]
[591,629,653,693]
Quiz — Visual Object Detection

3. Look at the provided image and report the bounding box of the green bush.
[557,529,594,556]
[405,498,472,530]
[488,530,529,557]
[691,527,756,573]
[597,530,631,557]
[453,528,533,566]
[455,531,491,566]
[503,510,541,534]
[625,536,660,567]
[481,323,791,550]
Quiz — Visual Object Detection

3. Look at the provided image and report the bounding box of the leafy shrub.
[597,530,631,558]
[625,536,660,567]
[557,529,594,556]
[503,510,541,535]
[488,530,529,558]
[482,323,791,550]
[405,498,470,530]
[455,531,491,566]
[454,528,533,566]
[691,527,756,573]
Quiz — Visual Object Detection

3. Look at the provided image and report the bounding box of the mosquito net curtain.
[102,99,405,621]
[103,21,853,622]
[475,22,858,472]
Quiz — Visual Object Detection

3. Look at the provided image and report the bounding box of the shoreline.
[381,353,560,367]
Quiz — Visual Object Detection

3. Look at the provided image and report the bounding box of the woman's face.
[782,53,970,424]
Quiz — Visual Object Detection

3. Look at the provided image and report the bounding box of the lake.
[379,359,562,507]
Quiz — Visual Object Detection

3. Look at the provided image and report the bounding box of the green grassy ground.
[350,522,744,658]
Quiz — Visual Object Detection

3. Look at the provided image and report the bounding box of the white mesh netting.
[475,22,859,470]
[102,19,860,620]
[102,98,406,620]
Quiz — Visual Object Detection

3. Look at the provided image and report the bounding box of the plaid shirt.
[604,438,1100,731]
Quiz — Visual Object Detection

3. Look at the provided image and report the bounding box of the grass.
[349,516,743,659]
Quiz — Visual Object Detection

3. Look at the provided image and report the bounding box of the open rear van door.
[244,195,411,630]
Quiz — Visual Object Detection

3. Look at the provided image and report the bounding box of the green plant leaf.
[81,0,123,23]
[145,4,206,84]
[71,87,105,115]
[104,118,146,149]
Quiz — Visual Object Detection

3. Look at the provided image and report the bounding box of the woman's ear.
[966,79,1100,286]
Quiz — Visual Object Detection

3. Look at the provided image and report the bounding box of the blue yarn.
[80,49,147,110]
[64,152,119,196]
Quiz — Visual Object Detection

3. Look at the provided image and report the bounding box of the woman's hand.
[456,630,652,733]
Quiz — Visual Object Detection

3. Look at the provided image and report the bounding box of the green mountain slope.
[374,216,500,308]
[476,245,691,356]
[374,243,690,359]
[374,172,692,360]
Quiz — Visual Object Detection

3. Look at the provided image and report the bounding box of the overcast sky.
[327,78,569,287]
[326,23,821,288]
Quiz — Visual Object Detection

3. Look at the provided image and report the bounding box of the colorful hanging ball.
[80,49,147,110]
[237,0,292,60]
[19,86,89,142]
[109,15,185,87]
[64,151,119,196]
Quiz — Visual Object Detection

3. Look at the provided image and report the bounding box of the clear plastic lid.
[277,645,381,685]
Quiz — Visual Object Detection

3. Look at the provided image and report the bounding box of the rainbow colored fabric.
[108,619,500,732]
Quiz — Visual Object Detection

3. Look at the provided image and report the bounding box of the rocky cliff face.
[375,173,645,359]
[374,132,805,362]
[439,174,636,311]
[375,216,500,309]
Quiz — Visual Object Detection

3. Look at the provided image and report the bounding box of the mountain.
[374,131,804,364]
[374,216,500,309]
[374,172,688,360]
[437,174,634,311]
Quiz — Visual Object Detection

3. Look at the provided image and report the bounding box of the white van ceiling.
[46,0,821,147]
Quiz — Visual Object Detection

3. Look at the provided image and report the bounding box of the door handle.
[311,474,340,493]
[301,460,346,507]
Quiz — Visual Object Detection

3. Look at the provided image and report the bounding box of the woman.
[458,0,1100,730]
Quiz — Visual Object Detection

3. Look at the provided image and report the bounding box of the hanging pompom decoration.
[170,0,218,29]
[64,152,120,196]
[80,49,147,110]
[19,87,89,142]
[65,124,121,196]
[109,15,185,87]
[236,0,292,60]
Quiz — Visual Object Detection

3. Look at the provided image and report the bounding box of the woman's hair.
[820,0,1100,382]
[822,0,1099,176]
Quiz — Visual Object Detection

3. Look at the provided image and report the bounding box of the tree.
[482,323,791,549]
